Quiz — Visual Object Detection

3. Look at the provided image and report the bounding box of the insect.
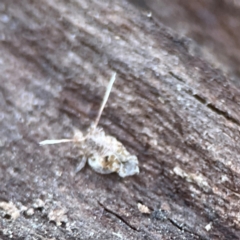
[40,73,139,177]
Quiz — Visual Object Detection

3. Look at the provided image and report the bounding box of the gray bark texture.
[0,0,240,239]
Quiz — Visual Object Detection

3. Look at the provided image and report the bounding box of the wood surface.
[0,0,240,239]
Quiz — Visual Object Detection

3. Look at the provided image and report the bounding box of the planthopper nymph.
[39,73,139,177]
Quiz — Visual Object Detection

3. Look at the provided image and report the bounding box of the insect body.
[40,73,139,177]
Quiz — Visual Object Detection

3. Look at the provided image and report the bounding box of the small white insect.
[40,73,139,177]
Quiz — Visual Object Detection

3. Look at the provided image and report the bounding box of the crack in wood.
[192,91,240,126]
[97,201,139,232]
[170,70,240,126]
[206,103,240,126]
[152,210,202,239]
[169,71,186,83]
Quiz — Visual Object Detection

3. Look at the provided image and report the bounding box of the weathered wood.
[0,0,240,239]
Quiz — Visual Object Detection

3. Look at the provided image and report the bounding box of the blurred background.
[130,0,240,86]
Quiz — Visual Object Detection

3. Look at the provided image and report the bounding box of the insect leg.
[75,156,87,173]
